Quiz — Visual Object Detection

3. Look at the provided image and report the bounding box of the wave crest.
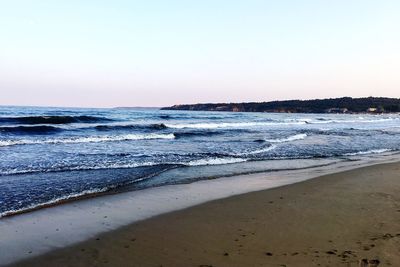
[165,121,305,129]
[0,115,111,125]
[95,123,167,131]
[344,149,392,156]
[266,134,307,143]
[0,125,61,134]
[0,133,175,147]
[187,157,247,166]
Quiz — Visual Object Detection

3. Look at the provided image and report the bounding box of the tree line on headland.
[161,97,400,114]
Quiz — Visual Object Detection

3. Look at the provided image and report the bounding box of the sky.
[0,0,399,107]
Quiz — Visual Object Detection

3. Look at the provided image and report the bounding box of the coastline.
[0,158,340,219]
[1,154,400,266]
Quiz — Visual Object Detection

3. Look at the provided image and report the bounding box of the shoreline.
[0,158,341,219]
[1,153,396,219]
[1,154,400,266]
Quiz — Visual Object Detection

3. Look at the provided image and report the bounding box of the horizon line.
[0,95,398,110]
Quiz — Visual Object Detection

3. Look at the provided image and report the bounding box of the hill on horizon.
[161,97,400,113]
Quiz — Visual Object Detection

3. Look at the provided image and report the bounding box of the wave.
[0,125,62,134]
[311,118,398,124]
[0,161,177,176]
[283,117,399,125]
[234,144,277,156]
[245,144,278,155]
[344,149,392,156]
[266,133,307,143]
[1,155,246,176]
[0,187,111,218]
[186,157,247,166]
[164,121,306,129]
[302,128,400,137]
[88,118,399,133]
[159,115,172,119]
[95,123,167,131]
[173,130,223,138]
[0,123,169,136]
[0,133,175,147]
[0,115,111,125]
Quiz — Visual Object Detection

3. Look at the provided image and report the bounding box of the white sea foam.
[0,161,167,176]
[1,157,249,175]
[165,121,305,129]
[164,117,398,129]
[320,118,397,124]
[187,157,247,166]
[0,187,110,218]
[283,117,398,125]
[266,133,307,143]
[308,120,335,124]
[0,133,175,147]
[236,144,278,156]
[344,149,392,156]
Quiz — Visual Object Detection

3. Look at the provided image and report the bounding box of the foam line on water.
[265,133,307,143]
[344,148,392,156]
[187,157,247,166]
[0,133,175,147]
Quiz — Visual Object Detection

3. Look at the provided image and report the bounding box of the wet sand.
[10,162,400,267]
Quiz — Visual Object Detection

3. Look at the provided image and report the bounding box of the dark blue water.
[1,106,400,216]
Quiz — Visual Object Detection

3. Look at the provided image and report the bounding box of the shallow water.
[1,106,400,216]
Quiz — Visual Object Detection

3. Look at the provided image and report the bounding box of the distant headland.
[161,97,400,114]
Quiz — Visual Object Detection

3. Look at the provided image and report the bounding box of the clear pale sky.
[0,1,399,107]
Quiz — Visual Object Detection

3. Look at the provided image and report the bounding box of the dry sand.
[10,162,400,267]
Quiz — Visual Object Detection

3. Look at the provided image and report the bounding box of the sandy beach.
[8,161,400,267]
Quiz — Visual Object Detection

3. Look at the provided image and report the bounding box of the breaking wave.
[0,133,175,147]
[165,121,306,129]
[266,134,307,143]
[173,130,223,138]
[344,149,392,156]
[0,187,111,218]
[187,157,247,166]
[0,115,111,125]
[95,123,167,131]
[0,125,62,134]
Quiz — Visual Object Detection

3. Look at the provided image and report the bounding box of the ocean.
[1,106,399,217]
